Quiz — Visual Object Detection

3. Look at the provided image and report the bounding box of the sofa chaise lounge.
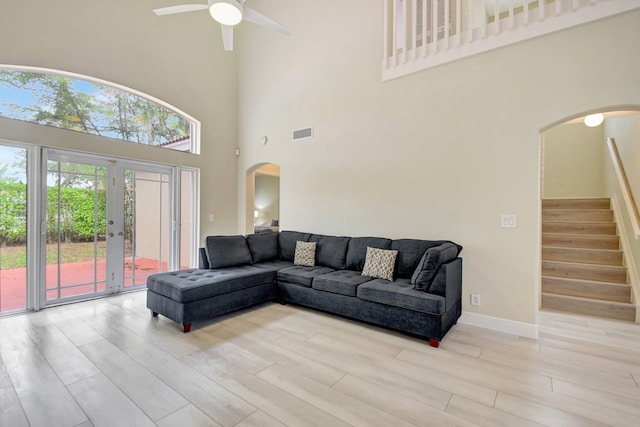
[146,230,463,346]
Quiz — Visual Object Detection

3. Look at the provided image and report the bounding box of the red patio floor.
[0,258,167,313]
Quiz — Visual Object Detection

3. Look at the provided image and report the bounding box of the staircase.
[541,198,636,321]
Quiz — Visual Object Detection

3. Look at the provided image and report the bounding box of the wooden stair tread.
[542,246,623,266]
[541,293,636,322]
[542,260,627,284]
[542,198,611,209]
[542,276,631,303]
[541,233,619,250]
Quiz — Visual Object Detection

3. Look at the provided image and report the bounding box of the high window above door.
[0,66,201,153]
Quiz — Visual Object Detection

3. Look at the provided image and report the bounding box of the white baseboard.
[458,311,539,339]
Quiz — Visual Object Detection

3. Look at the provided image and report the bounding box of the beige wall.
[603,114,640,308]
[542,123,605,198]
[605,115,640,202]
[236,1,640,326]
[0,0,239,243]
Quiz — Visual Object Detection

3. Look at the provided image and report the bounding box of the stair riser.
[542,234,619,250]
[542,247,623,266]
[541,294,635,322]
[542,209,613,223]
[542,261,627,284]
[542,222,617,235]
[542,199,610,209]
[542,278,631,303]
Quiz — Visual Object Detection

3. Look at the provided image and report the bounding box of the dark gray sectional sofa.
[146,231,463,346]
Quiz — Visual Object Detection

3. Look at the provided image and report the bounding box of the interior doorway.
[246,164,280,234]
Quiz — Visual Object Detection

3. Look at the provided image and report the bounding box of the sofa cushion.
[147,267,275,303]
[205,235,253,269]
[357,279,446,315]
[411,242,463,291]
[246,232,280,263]
[312,270,373,297]
[345,237,392,271]
[277,265,335,288]
[279,231,311,261]
[361,247,398,281]
[391,239,448,279]
[253,260,295,271]
[294,241,317,267]
[309,234,351,269]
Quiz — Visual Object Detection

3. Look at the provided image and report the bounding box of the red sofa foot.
[429,338,440,348]
[183,323,192,333]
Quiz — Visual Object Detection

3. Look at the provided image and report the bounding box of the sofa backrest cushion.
[346,237,392,271]
[391,239,448,279]
[246,232,280,263]
[411,242,463,291]
[279,231,311,261]
[309,234,351,270]
[205,235,253,269]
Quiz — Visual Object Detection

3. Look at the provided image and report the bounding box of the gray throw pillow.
[361,246,398,281]
[411,242,462,291]
[294,241,316,267]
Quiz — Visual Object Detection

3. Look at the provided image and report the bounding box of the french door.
[44,151,174,305]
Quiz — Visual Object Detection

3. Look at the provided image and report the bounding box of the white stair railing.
[607,137,640,238]
[382,0,640,80]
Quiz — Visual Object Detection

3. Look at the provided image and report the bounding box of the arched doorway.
[245,163,280,234]
[540,108,640,322]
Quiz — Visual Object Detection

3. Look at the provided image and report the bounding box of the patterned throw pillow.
[294,241,316,267]
[361,246,398,281]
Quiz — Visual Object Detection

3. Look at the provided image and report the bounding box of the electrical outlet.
[470,293,481,306]
[208,213,215,222]
[501,215,517,228]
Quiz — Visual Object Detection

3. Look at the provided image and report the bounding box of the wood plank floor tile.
[180,354,350,427]
[79,338,190,421]
[446,395,544,426]
[67,373,156,427]
[257,364,416,427]
[494,392,606,426]
[123,342,256,427]
[234,410,286,427]
[156,404,222,427]
[0,322,88,427]
[0,386,30,427]
[333,374,479,427]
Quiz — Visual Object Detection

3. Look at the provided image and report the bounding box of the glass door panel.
[0,145,28,313]
[45,159,108,302]
[122,169,170,288]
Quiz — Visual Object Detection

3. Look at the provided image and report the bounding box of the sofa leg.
[183,323,192,333]
[429,338,440,348]
[151,311,158,317]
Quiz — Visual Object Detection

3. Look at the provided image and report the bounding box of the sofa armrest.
[199,247,210,269]
[428,257,462,309]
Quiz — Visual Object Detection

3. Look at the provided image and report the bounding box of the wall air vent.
[292,126,313,141]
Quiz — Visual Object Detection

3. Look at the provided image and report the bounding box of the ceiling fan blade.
[152,4,209,16]
[221,25,234,51]
[243,6,291,36]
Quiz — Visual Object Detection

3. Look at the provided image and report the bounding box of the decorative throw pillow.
[361,246,398,281]
[270,219,279,226]
[294,241,316,267]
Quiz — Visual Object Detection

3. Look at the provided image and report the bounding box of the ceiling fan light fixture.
[209,0,243,26]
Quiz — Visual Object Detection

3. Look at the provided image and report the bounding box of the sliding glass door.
[44,152,175,305]
[0,144,28,313]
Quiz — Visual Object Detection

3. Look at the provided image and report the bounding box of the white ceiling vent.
[292,126,313,141]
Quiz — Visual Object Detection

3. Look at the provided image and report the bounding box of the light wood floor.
[1,292,639,427]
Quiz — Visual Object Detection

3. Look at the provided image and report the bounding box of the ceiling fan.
[153,0,291,51]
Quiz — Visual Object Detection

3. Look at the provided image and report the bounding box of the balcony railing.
[383,0,640,81]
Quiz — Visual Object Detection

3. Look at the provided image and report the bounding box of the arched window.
[0,66,200,153]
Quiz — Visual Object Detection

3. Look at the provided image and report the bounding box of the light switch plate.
[501,215,517,228]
